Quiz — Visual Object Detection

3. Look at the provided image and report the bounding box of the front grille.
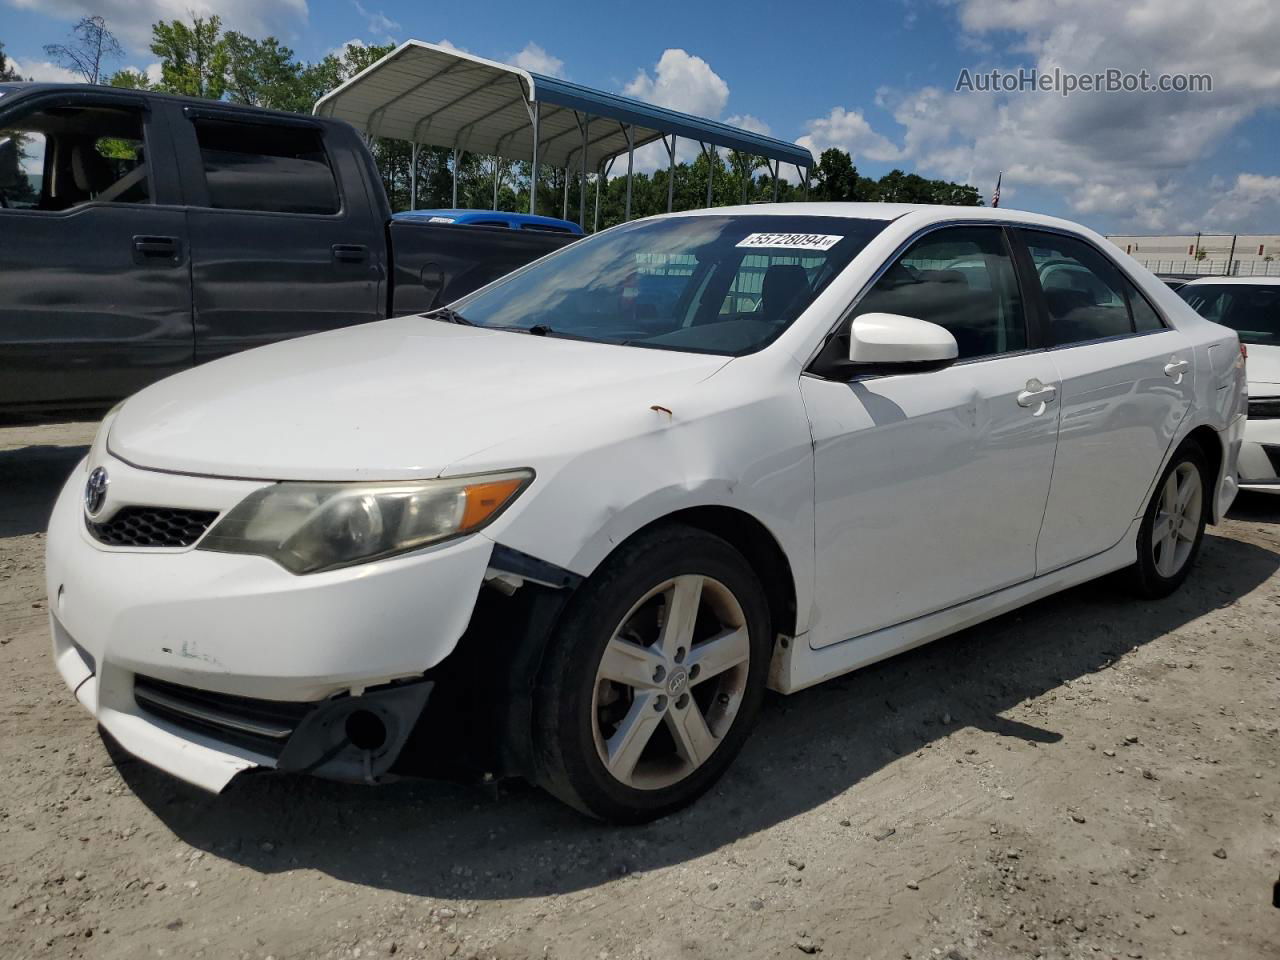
[87,506,218,547]
[133,675,315,758]
[1249,397,1280,420]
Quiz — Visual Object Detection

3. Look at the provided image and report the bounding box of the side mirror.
[847,312,959,371]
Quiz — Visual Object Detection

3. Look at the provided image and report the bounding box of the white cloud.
[510,42,563,79]
[352,0,397,41]
[725,113,771,136]
[796,106,902,165]
[620,49,732,173]
[1201,173,1280,233]
[624,48,729,119]
[6,56,81,83]
[807,0,1280,231]
[325,38,366,60]
[5,0,310,51]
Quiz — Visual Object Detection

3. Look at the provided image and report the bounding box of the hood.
[1246,343,1280,389]
[109,317,730,480]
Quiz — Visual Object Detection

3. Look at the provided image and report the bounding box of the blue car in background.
[394,209,584,235]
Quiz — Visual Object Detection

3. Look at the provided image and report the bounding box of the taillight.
[1240,342,1248,361]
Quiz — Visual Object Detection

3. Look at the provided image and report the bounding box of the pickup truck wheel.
[531,525,771,823]
[1126,439,1209,599]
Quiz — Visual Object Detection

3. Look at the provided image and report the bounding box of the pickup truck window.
[192,118,339,216]
[0,104,149,211]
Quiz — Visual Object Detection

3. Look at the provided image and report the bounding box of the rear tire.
[1126,439,1210,599]
[531,524,771,824]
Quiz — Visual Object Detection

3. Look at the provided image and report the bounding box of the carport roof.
[313,40,813,173]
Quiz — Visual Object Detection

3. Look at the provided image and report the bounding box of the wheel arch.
[1181,422,1226,523]
[606,505,800,643]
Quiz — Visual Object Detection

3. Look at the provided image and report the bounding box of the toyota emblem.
[84,467,109,517]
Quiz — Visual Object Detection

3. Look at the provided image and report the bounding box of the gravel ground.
[2,420,1278,960]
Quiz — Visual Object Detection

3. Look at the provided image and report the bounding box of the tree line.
[3,18,982,227]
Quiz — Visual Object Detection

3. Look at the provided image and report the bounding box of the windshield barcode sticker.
[736,233,842,251]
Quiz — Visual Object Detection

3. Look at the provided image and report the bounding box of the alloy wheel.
[1152,461,1202,578]
[590,574,751,790]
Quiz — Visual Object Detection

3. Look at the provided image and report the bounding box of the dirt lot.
[1,419,1278,960]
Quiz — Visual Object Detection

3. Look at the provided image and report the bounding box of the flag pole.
[991,172,1002,208]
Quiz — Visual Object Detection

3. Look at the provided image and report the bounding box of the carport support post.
[493,157,499,210]
[562,169,570,220]
[451,147,460,208]
[772,160,780,202]
[410,143,418,210]
[579,114,589,229]
[528,100,541,215]
[666,135,677,212]
[703,143,713,208]
[624,124,635,222]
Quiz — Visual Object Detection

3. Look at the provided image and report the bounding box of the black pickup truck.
[0,83,576,418]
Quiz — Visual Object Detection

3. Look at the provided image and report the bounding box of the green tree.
[107,68,152,91]
[224,33,310,111]
[1,40,27,81]
[813,148,875,201]
[150,15,229,99]
[43,15,122,84]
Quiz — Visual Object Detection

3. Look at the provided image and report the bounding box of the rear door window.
[1022,231,1146,345]
[191,118,339,215]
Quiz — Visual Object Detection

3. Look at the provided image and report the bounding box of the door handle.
[1164,359,1190,383]
[132,235,181,263]
[331,243,369,263]
[1017,379,1057,409]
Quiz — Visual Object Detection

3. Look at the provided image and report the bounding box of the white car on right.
[1179,278,1280,493]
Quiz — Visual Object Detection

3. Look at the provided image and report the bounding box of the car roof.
[1180,276,1280,287]
[643,201,1103,232]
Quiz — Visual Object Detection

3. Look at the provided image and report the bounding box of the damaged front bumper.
[45,454,501,793]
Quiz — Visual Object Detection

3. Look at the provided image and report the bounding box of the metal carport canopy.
[313,39,812,181]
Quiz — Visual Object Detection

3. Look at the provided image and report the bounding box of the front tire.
[531,525,772,823]
[1127,439,1210,598]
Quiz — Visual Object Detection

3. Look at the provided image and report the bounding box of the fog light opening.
[344,710,387,751]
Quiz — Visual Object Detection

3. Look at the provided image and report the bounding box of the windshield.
[1179,283,1280,346]
[447,215,887,356]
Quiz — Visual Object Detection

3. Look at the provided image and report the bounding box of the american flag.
[991,172,1002,208]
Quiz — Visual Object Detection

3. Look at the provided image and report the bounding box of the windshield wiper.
[428,307,474,326]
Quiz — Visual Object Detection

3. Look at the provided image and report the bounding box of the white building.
[1105,234,1280,277]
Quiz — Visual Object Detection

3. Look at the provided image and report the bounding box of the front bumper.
[46,453,494,792]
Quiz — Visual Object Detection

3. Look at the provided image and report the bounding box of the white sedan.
[1178,277,1279,493]
[46,204,1247,823]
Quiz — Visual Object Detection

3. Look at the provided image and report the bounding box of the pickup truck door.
[0,90,192,410]
[167,105,384,363]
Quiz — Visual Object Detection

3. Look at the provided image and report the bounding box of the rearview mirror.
[846,312,958,373]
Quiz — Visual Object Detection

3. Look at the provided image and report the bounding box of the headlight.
[197,470,533,574]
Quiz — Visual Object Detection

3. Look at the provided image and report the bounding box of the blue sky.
[3,0,1279,234]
